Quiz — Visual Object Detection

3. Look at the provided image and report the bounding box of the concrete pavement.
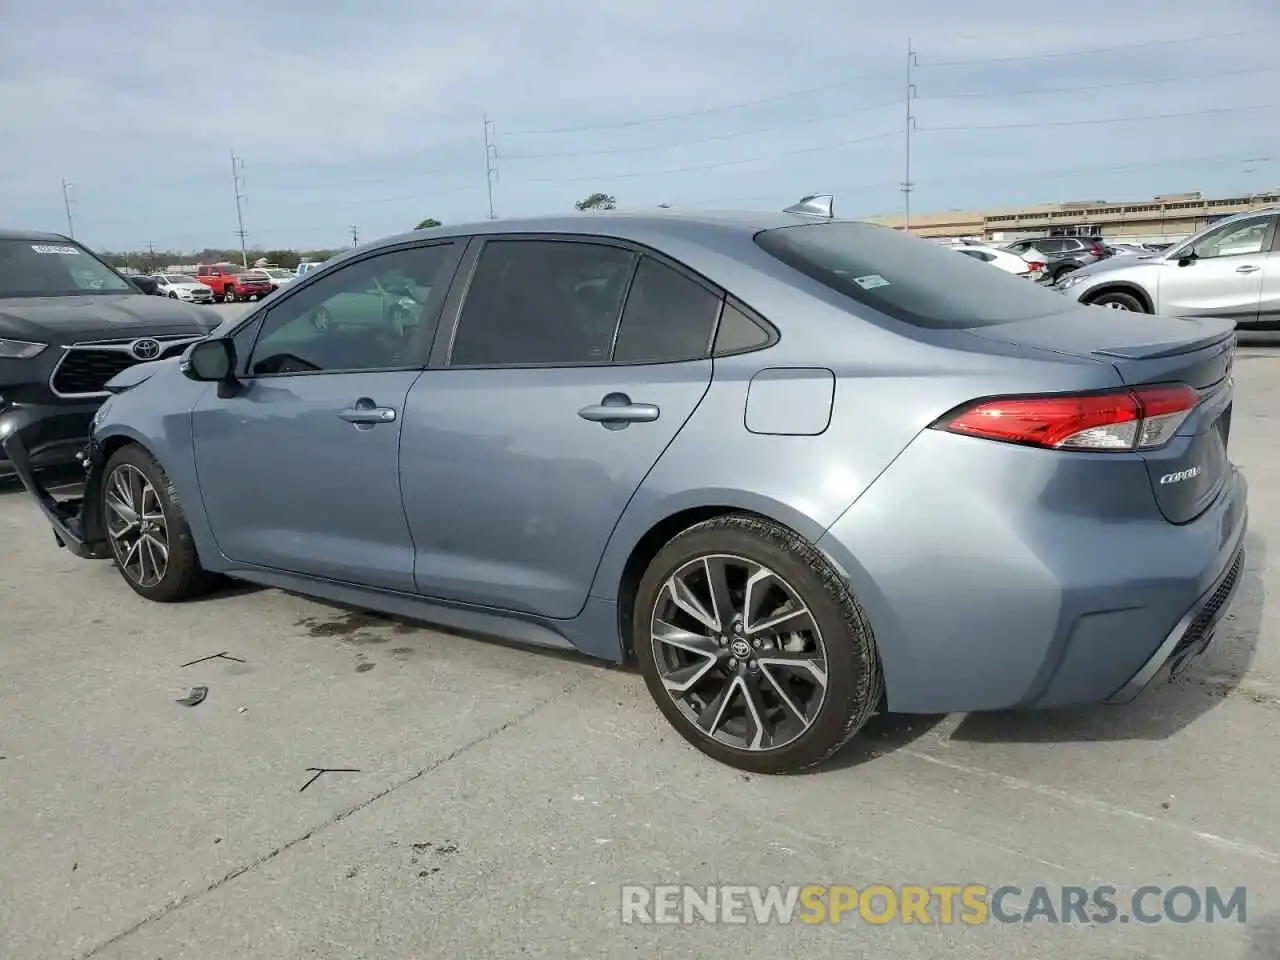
[2,340,1279,959]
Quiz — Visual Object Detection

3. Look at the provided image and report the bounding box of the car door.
[1155,214,1276,322]
[1250,219,1280,331]
[399,237,719,620]
[190,240,464,590]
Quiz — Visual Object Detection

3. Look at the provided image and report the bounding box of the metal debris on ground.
[298,767,362,792]
[179,652,247,668]
[175,686,208,707]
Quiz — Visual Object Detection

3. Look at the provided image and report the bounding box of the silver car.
[1,196,1248,774]
[1054,207,1279,330]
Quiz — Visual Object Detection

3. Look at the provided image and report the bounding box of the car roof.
[0,228,75,242]
[364,209,841,257]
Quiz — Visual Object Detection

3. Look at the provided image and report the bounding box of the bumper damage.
[0,409,110,559]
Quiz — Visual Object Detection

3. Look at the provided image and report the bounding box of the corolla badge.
[1159,466,1201,485]
[130,338,162,360]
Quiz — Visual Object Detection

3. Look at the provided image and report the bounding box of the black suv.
[0,230,220,480]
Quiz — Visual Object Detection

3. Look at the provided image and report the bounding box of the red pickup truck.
[195,262,245,302]
[225,270,274,303]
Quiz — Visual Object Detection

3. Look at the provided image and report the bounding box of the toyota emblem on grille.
[130,338,162,360]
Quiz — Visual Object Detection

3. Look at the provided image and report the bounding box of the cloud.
[1,0,1276,250]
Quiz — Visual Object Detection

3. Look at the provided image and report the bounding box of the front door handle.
[1236,264,1261,273]
[578,393,660,426]
[339,399,397,425]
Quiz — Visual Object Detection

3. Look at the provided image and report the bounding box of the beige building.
[868,189,1280,241]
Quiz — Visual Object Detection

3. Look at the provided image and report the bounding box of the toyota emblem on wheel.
[130,338,162,360]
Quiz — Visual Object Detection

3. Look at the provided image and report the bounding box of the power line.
[503,98,902,160]
[919,65,1280,101]
[500,30,1263,138]
[502,69,899,137]
[920,102,1280,133]
[511,129,899,185]
[921,30,1256,68]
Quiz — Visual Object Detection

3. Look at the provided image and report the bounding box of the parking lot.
[3,302,1280,958]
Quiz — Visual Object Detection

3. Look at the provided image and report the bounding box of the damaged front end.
[0,409,110,559]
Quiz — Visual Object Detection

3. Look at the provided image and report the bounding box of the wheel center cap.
[730,638,752,660]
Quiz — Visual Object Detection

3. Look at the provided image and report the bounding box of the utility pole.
[350,224,360,248]
[147,240,155,273]
[61,179,76,239]
[230,150,249,266]
[483,113,499,220]
[902,37,919,232]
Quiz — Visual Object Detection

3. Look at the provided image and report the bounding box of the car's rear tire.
[1090,290,1145,312]
[632,514,882,774]
[100,444,218,603]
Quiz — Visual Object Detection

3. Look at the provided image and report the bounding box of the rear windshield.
[753,221,1072,329]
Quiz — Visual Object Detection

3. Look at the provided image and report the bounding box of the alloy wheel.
[649,554,829,752]
[1103,301,1132,311]
[104,463,170,588]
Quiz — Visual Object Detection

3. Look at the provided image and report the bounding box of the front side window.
[1184,216,1274,260]
[755,221,1073,330]
[0,239,133,297]
[247,243,456,376]
[449,239,635,366]
[612,256,721,363]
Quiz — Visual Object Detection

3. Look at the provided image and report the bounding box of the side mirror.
[1176,250,1197,267]
[181,338,236,382]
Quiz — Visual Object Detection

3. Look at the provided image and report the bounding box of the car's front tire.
[1089,290,1146,312]
[633,515,882,774]
[101,444,217,602]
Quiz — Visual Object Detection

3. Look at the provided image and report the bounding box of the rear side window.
[754,221,1072,329]
[450,240,635,366]
[612,257,721,363]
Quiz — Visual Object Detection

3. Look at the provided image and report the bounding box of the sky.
[2,0,1279,253]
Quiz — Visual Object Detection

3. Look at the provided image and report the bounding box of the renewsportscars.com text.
[620,884,1247,926]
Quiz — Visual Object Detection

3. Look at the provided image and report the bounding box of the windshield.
[754,221,1072,329]
[0,239,135,298]
[161,274,194,283]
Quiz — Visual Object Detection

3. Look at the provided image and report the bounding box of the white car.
[257,267,297,291]
[152,273,215,303]
[949,243,1044,279]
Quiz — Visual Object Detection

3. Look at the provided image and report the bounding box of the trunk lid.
[966,307,1236,525]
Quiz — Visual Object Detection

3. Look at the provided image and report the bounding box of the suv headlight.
[1060,274,1088,290]
[0,338,48,359]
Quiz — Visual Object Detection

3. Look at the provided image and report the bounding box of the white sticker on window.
[30,244,82,255]
[853,274,890,290]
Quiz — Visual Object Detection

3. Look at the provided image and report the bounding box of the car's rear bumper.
[0,404,110,559]
[815,429,1250,715]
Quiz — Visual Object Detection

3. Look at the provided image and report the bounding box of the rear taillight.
[932,384,1200,452]
[1091,242,1105,257]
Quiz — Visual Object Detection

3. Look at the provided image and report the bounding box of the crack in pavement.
[76,681,578,960]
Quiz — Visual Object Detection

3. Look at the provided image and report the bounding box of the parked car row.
[945,234,1185,287]
[130,261,319,304]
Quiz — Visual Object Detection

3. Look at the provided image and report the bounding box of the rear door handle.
[1236,264,1261,273]
[578,393,660,425]
[339,399,397,425]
